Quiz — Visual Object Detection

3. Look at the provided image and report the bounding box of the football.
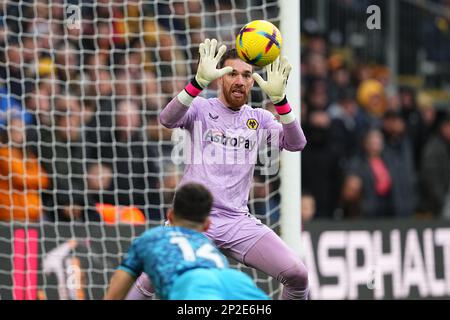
[235,20,282,67]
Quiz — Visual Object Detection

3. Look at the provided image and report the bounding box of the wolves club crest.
[246,118,259,130]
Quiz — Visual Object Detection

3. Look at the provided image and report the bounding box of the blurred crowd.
[0,0,448,225]
[0,0,280,224]
[300,32,450,222]
[0,0,207,223]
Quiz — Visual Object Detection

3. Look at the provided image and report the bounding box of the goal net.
[0,0,290,300]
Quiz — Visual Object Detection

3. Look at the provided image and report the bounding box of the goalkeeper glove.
[178,39,232,106]
[252,56,293,117]
[195,38,233,89]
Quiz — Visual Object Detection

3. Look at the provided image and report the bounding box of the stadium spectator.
[0,16,6,47]
[142,21,188,93]
[169,0,204,75]
[1,85,32,128]
[382,110,418,217]
[141,70,168,113]
[301,191,316,224]
[142,70,172,159]
[348,129,393,218]
[352,64,372,86]
[54,41,82,95]
[50,0,64,22]
[86,162,115,211]
[96,100,160,220]
[356,79,387,129]
[304,32,328,56]
[398,86,426,170]
[302,110,343,218]
[305,79,329,111]
[115,70,140,101]
[23,9,62,59]
[419,112,450,217]
[20,34,38,67]
[334,174,363,219]
[86,161,147,222]
[146,114,172,151]
[84,52,110,76]
[0,42,29,100]
[109,2,130,47]
[54,192,88,223]
[32,94,87,221]
[203,1,236,43]
[0,113,49,221]
[328,64,353,103]
[24,79,55,129]
[94,0,113,20]
[123,0,150,41]
[116,41,144,79]
[417,91,438,148]
[371,65,391,88]
[157,0,202,47]
[96,21,114,53]
[84,68,115,152]
[328,87,362,160]
[304,52,328,90]
[421,11,450,63]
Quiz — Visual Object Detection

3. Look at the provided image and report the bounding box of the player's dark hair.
[218,48,240,69]
[173,183,213,223]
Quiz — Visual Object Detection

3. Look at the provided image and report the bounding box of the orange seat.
[96,203,146,225]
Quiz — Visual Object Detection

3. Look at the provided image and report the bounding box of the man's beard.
[225,87,248,110]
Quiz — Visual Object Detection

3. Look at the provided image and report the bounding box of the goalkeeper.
[130,39,308,300]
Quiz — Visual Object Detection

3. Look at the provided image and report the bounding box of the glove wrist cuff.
[185,77,204,97]
[273,96,291,115]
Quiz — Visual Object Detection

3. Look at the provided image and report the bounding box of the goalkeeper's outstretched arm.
[277,114,307,152]
[160,39,232,129]
[253,56,307,151]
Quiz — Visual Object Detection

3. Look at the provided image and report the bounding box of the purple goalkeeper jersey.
[160,96,306,218]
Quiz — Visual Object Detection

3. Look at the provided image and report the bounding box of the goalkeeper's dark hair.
[218,48,240,69]
[173,183,213,223]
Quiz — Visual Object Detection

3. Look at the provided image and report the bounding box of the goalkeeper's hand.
[252,56,292,104]
[195,38,233,89]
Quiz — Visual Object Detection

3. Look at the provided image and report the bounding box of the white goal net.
[0,0,290,300]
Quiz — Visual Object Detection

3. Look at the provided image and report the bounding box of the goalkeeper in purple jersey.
[128,38,309,300]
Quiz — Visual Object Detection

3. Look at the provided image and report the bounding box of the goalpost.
[279,0,302,257]
[0,0,301,300]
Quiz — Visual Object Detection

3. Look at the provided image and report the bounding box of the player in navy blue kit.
[104,183,269,300]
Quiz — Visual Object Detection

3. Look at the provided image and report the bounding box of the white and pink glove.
[252,56,295,123]
[178,38,232,106]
